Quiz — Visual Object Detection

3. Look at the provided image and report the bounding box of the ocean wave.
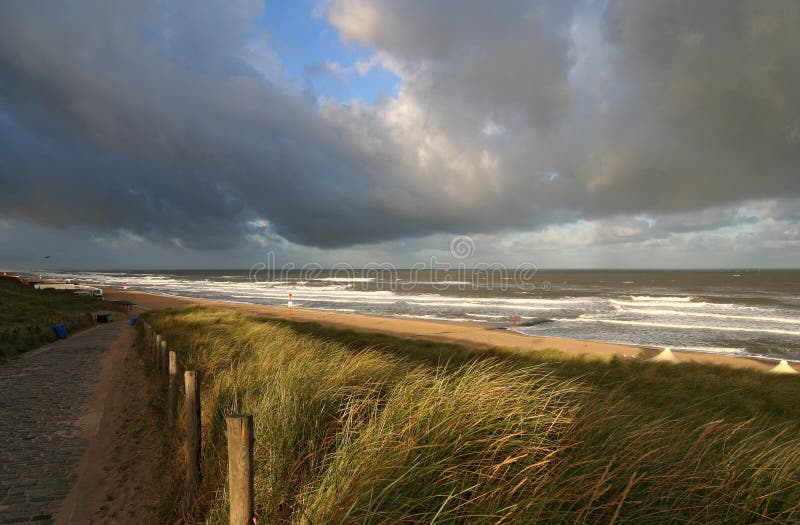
[616,308,799,325]
[394,314,469,322]
[313,277,376,282]
[404,301,563,311]
[555,317,800,337]
[516,318,554,327]
[609,299,711,309]
[397,280,474,285]
[617,295,700,303]
[400,295,590,306]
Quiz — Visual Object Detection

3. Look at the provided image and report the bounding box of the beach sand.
[102,287,782,372]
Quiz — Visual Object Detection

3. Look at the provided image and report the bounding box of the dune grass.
[0,276,112,361]
[143,305,800,524]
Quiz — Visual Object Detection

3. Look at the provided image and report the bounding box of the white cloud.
[481,120,505,137]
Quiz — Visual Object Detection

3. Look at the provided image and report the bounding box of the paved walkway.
[0,322,125,525]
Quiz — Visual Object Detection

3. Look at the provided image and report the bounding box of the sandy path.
[54,321,159,525]
[101,287,784,372]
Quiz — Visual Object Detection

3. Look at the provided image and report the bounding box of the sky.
[1,0,799,270]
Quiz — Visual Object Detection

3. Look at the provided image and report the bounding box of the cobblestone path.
[0,322,125,525]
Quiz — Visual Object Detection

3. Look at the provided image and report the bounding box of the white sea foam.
[555,317,800,337]
[404,301,562,311]
[399,295,590,306]
[397,280,474,286]
[313,277,375,282]
[609,299,710,309]
[628,295,697,302]
[617,308,799,325]
[395,314,469,322]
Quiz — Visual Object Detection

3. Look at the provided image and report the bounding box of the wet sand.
[102,287,785,372]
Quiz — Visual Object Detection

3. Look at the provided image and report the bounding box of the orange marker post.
[288,293,293,318]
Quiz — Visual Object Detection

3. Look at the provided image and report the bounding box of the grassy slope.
[0,276,114,360]
[144,305,800,524]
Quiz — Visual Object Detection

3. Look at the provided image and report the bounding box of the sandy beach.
[101,287,785,372]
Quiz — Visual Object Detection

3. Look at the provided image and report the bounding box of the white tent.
[649,347,680,364]
[768,360,799,375]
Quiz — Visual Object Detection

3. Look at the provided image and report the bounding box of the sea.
[27,269,800,362]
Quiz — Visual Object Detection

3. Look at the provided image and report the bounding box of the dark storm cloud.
[584,0,800,212]
[0,0,799,252]
[0,0,423,248]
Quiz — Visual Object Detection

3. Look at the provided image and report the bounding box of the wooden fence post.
[154,334,162,372]
[185,370,201,500]
[168,351,179,427]
[161,340,169,389]
[226,415,254,525]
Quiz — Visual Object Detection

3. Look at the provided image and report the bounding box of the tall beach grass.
[0,276,113,361]
[143,305,800,524]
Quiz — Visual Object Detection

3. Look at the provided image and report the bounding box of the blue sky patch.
[257,0,400,104]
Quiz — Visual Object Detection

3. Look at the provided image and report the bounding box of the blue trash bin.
[129,317,137,326]
[53,324,67,339]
